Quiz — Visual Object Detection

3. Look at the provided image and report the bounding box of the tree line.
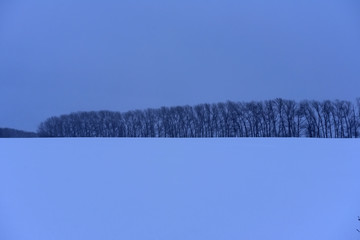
[0,128,37,138]
[37,98,360,138]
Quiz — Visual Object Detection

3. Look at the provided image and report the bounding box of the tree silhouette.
[37,98,360,138]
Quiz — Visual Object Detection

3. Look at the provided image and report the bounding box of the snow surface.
[0,138,359,240]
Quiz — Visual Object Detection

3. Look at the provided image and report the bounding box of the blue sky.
[1,0,360,131]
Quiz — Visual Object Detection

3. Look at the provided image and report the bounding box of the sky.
[1,0,360,131]
[0,138,359,240]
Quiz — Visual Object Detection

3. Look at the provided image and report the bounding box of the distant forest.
[0,128,37,138]
[37,98,360,138]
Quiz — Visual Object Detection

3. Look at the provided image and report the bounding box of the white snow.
[0,138,359,240]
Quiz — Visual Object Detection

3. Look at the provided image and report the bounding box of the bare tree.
[37,98,360,138]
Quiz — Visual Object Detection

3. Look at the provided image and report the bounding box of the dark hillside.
[0,128,37,138]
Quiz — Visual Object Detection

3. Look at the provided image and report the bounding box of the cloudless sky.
[1,0,360,131]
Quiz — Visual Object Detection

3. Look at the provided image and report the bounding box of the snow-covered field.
[0,138,359,240]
